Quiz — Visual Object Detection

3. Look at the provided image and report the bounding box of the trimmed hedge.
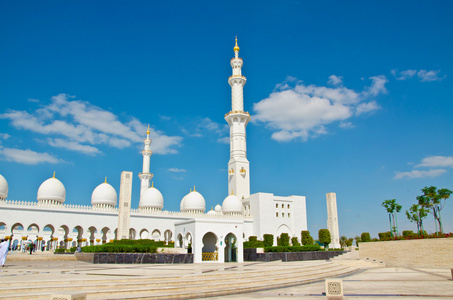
[301,230,314,245]
[82,244,157,253]
[378,232,391,241]
[265,245,321,252]
[291,237,300,246]
[361,232,371,242]
[244,240,265,248]
[263,234,274,247]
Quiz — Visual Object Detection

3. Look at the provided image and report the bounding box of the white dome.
[0,174,8,200]
[181,190,205,212]
[91,182,117,207]
[139,186,164,210]
[37,176,66,203]
[214,204,222,212]
[222,194,243,214]
[207,208,216,216]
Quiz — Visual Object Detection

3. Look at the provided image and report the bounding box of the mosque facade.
[0,39,327,263]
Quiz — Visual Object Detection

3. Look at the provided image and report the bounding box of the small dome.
[222,194,243,214]
[207,208,216,216]
[91,181,117,207]
[0,174,8,200]
[139,186,163,210]
[214,204,222,212]
[37,175,66,204]
[181,189,205,212]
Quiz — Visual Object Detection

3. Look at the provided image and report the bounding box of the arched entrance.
[202,232,218,261]
[224,233,237,262]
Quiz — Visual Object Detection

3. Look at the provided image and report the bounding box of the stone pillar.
[326,192,341,249]
[118,171,133,240]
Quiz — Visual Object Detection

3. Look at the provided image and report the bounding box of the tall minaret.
[225,37,250,200]
[138,125,153,198]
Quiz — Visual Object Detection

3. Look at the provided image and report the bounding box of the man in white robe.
[0,238,11,267]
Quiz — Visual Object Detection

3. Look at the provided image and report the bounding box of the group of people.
[0,236,11,267]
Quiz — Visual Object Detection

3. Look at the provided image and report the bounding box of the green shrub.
[361,232,371,242]
[54,249,66,253]
[279,233,290,246]
[264,245,321,252]
[402,230,414,237]
[291,237,300,246]
[378,232,391,241]
[69,246,77,252]
[301,230,314,245]
[263,234,274,247]
[248,236,258,242]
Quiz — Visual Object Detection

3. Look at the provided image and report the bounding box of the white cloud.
[168,168,186,173]
[0,147,62,165]
[253,75,387,142]
[182,117,229,143]
[328,75,343,86]
[0,133,10,140]
[356,101,380,115]
[392,69,417,80]
[416,156,453,168]
[0,93,182,155]
[27,98,39,103]
[394,169,447,179]
[363,75,388,96]
[339,121,354,129]
[48,138,101,156]
[217,136,230,144]
[392,69,446,82]
[417,70,446,82]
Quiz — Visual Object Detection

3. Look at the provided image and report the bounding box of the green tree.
[381,199,402,237]
[361,232,371,242]
[291,237,300,246]
[354,236,361,247]
[278,233,290,246]
[405,204,428,235]
[301,230,314,245]
[417,186,452,234]
[346,238,353,247]
[318,229,331,249]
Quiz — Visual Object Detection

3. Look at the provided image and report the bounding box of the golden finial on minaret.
[53,171,55,178]
[234,36,240,52]
[193,185,196,192]
[231,189,234,195]
[104,177,107,183]
[151,181,154,188]
[146,124,150,135]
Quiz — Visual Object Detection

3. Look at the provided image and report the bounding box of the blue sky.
[1,1,452,239]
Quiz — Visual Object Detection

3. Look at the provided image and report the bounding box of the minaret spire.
[138,125,154,199]
[225,37,250,199]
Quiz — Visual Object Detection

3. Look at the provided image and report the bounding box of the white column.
[326,192,341,249]
[118,171,133,240]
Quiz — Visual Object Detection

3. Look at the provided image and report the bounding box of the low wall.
[359,238,453,268]
[75,252,193,264]
[244,249,345,262]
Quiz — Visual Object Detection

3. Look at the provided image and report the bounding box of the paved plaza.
[0,251,452,299]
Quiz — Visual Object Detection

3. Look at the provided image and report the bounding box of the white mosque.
[0,39,339,263]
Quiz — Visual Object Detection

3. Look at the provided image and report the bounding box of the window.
[288,204,290,209]
[282,213,285,217]
[281,204,284,208]
[288,213,291,218]
[276,204,278,208]
[276,212,278,217]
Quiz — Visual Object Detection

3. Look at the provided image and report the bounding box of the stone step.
[0,264,357,299]
[1,260,336,288]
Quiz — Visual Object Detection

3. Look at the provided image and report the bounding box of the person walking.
[0,237,12,267]
[29,242,34,255]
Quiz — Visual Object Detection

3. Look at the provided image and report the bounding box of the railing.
[202,252,218,261]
